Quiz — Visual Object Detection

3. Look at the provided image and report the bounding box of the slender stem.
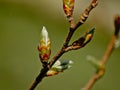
[63,28,75,48]
[28,67,49,90]
[82,74,100,90]
[82,15,120,90]
[83,35,118,90]
[101,36,116,64]
[76,0,98,28]
[49,49,65,67]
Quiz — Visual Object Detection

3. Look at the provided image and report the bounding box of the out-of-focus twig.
[82,15,120,90]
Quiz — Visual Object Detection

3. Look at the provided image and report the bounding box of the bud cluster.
[46,60,73,76]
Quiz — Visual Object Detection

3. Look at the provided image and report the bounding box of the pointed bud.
[63,0,75,17]
[38,26,51,63]
[114,15,120,36]
[83,28,95,45]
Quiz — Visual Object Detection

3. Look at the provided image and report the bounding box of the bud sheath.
[63,0,75,17]
[38,26,51,63]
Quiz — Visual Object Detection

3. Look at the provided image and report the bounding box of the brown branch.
[28,0,98,90]
[82,15,120,90]
[28,67,49,90]
[83,36,116,90]
[76,0,98,29]
[101,36,116,65]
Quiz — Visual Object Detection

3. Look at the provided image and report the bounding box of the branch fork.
[28,0,98,90]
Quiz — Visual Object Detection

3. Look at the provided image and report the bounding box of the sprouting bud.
[63,0,75,17]
[46,60,73,77]
[52,60,73,72]
[38,26,51,63]
[87,55,105,70]
[83,28,95,45]
[114,15,120,36]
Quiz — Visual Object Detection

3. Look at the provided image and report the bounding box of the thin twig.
[101,36,116,65]
[83,36,116,90]
[82,15,120,90]
[76,0,98,29]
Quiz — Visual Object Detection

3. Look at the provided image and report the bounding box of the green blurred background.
[0,0,120,90]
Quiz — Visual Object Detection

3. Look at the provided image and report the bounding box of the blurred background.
[0,0,120,90]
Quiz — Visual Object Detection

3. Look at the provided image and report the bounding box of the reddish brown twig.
[82,15,120,90]
[82,36,116,90]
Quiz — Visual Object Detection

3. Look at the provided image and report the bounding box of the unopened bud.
[83,28,95,45]
[63,0,75,17]
[38,26,51,63]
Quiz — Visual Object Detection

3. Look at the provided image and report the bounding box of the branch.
[75,0,98,29]
[82,15,120,90]
[28,0,98,90]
